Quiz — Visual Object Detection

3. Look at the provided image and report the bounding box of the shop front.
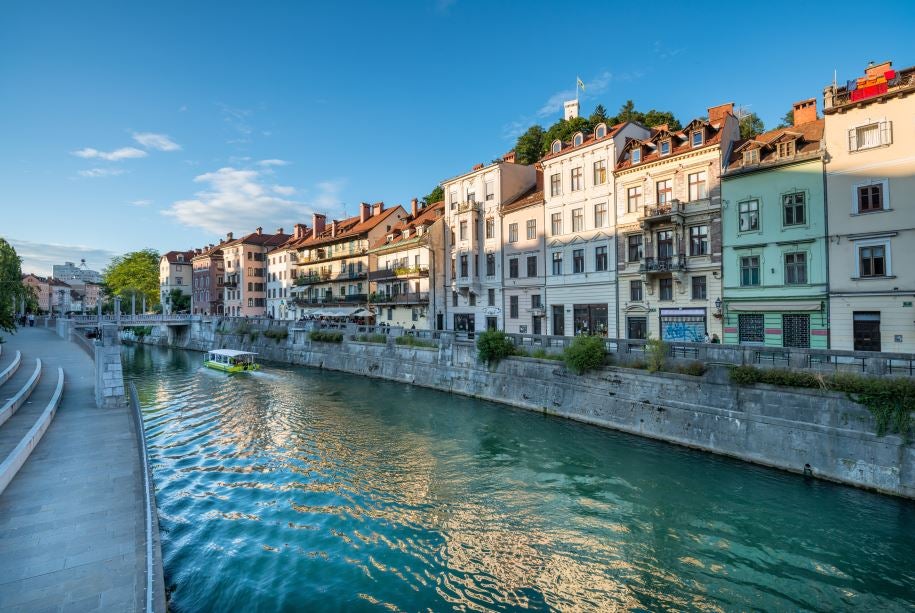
[659,307,707,342]
[573,303,609,336]
[454,313,475,333]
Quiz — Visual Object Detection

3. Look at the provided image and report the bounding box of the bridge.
[69,314,195,328]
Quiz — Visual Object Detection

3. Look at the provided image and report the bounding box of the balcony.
[457,201,481,213]
[294,293,368,307]
[294,271,332,286]
[640,200,684,228]
[368,266,429,281]
[640,255,687,275]
[332,270,368,282]
[452,275,481,293]
[369,292,429,305]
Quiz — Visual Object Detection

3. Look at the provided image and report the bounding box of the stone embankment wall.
[137,319,914,499]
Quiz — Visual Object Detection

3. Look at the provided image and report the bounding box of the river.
[122,344,915,612]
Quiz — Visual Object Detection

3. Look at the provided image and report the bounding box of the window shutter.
[848,128,858,151]
[879,120,893,145]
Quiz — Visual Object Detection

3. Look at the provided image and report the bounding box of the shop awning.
[728,301,822,312]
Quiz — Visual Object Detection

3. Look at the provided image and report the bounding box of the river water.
[122,344,915,612]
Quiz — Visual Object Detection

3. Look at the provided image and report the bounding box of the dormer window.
[691,131,703,147]
[416,226,424,236]
[777,140,795,158]
[572,132,584,147]
[743,149,759,165]
[631,149,641,164]
[402,230,409,239]
[551,139,562,154]
[176,254,184,262]
[660,140,671,156]
[595,123,607,139]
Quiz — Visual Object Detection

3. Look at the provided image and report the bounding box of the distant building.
[222,228,291,317]
[52,260,102,286]
[191,243,226,316]
[48,278,72,314]
[266,224,312,320]
[82,282,102,311]
[159,250,195,314]
[21,273,50,313]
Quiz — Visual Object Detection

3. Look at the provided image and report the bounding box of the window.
[488,288,495,306]
[450,190,458,210]
[688,171,707,201]
[660,140,671,156]
[526,219,536,240]
[627,235,643,262]
[509,295,519,318]
[593,160,607,185]
[469,293,476,306]
[783,314,810,349]
[452,291,458,307]
[689,225,709,256]
[630,280,642,301]
[571,167,583,191]
[176,277,183,285]
[594,203,607,227]
[595,246,608,271]
[785,252,807,285]
[858,243,887,277]
[691,276,707,299]
[777,140,795,158]
[551,212,562,236]
[627,186,642,213]
[849,121,891,151]
[459,221,468,240]
[485,218,494,239]
[573,133,583,147]
[656,230,673,259]
[783,192,806,225]
[572,208,584,232]
[467,191,476,204]
[552,252,562,275]
[740,256,760,286]
[857,183,885,213]
[460,254,468,277]
[743,149,759,165]
[595,124,606,138]
[509,258,519,278]
[656,180,672,204]
[659,278,673,300]
[486,253,496,276]
[631,148,641,164]
[691,131,703,147]
[550,173,561,196]
[551,140,562,154]
[531,294,542,309]
[485,181,494,201]
[573,249,585,273]
[739,200,759,232]
[509,223,518,243]
[738,314,765,344]
[526,255,537,277]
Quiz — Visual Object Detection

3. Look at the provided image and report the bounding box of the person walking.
[28,313,35,327]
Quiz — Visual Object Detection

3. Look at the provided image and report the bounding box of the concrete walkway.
[0,327,145,613]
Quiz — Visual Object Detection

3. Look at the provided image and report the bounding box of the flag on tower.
[577,76,586,91]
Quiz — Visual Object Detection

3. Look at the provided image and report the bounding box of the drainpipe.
[821,150,831,349]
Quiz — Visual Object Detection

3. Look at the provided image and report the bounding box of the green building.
[720,102,828,348]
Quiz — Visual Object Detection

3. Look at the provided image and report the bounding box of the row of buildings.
[164,60,914,353]
[21,262,103,314]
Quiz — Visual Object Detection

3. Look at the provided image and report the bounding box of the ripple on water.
[121,344,915,612]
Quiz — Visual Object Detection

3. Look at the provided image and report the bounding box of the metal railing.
[368,266,429,281]
[369,292,429,304]
[640,256,687,273]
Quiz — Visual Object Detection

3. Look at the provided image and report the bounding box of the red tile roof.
[222,230,291,250]
[540,122,630,162]
[725,118,824,173]
[161,250,196,264]
[500,187,544,214]
[369,201,444,250]
[301,206,405,248]
[615,113,734,171]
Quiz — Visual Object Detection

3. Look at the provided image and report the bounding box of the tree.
[0,238,29,335]
[640,109,682,131]
[167,288,190,313]
[422,185,444,205]
[588,104,610,130]
[739,113,765,139]
[514,125,545,165]
[103,249,160,308]
[776,109,794,129]
[615,99,639,123]
[541,116,591,155]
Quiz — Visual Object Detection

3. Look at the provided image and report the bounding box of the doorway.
[853,312,881,352]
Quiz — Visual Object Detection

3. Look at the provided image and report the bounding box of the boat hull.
[204,360,260,373]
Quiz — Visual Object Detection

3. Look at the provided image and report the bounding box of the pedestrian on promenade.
[28,313,35,327]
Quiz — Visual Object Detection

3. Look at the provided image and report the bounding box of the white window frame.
[691,131,703,147]
[851,178,890,214]
[854,238,892,278]
[659,139,671,156]
[848,119,892,152]
[631,149,641,164]
[572,132,584,147]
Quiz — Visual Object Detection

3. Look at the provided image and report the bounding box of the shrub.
[129,325,153,339]
[675,361,707,377]
[395,335,436,348]
[309,330,343,343]
[264,328,289,342]
[233,321,252,335]
[476,330,517,365]
[530,348,563,361]
[248,331,259,341]
[564,335,606,375]
[645,337,667,373]
[356,333,387,344]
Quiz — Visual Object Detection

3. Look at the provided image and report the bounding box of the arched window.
[551,140,562,154]
[595,123,607,139]
[572,132,584,147]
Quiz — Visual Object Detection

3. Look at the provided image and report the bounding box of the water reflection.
[122,344,915,612]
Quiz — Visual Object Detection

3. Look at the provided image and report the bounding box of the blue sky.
[3,0,914,275]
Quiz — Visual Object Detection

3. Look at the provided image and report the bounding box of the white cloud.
[272,185,296,196]
[72,147,147,161]
[8,238,117,277]
[257,159,289,167]
[314,180,344,211]
[77,167,125,178]
[133,132,181,151]
[130,199,153,207]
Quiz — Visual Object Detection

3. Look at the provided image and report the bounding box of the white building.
[541,119,649,337]
[159,250,194,314]
[500,187,546,334]
[266,224,311,320]
[441,154,536,333]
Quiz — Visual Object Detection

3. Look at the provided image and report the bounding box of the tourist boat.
[203,349,260,373]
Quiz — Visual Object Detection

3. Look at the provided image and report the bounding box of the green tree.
[167,288,191,313]
[588,104,610,130]
[776,109,794,129]
[541,116,591,155]
[103,249,160,308]
[514,125,545,165]
[0,238,29,335]
[641,109,682,131]
[422,185,444,205]
[615,99,639,123]
[739,112,765,139]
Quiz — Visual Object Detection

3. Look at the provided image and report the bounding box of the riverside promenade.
[0,327,146,612]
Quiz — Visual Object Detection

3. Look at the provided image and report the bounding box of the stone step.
[0,357,41,428]
[0,349,22,387]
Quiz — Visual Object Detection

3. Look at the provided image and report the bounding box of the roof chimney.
[411,198,418,217]
[865,60,892,78]
[276,227,284,234]
[331,220,338,237]
[312,213,326,234]
[707,102,735,125]
[472,163,484,171]
[535,164,544,191]
[373,202,384,216]
[226,232,233,241]
[256,227,263,235]
[294,223,308,239]
[360,202,370,223]
[503,150,516,163]
[219,239,225,245]
[792,98,817,127]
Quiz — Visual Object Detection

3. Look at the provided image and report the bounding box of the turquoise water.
[122,344,915,612]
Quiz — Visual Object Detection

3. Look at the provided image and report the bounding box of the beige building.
[21,274,50,313]
[614,104,739,341]
[158,250,194,314]
[542,120,648,337]
[293,204,406,314]
[442,155,536,333]
[367,199,446,329]
[823,60,915,352]
[222,228,291,317]
[266,224,311,320]
[500,187,546,334]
